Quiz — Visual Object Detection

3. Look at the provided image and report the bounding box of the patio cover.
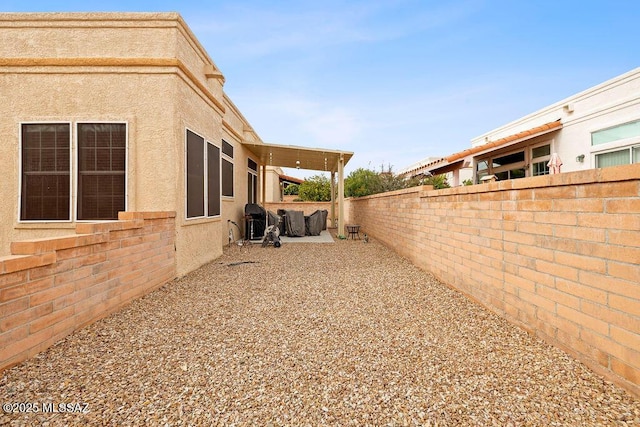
[242,141,354,236]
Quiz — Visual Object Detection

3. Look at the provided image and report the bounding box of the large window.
[221,140,234,197]
[595,146,640,168]
[592,119,640,168]
[77,123,126,220]
[20,123,71,221]
[186,129,220,219]
[490,150,526,181]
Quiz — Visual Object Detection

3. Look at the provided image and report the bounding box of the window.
[248,158,258,204]
[592,119,640,146]
[77,123,126,220]
[20,123,71,221]
[531,144,551,176]
[592,119,640,168]
[476,160,489,183]
[186,130,205,218]
[221,140,234,197]
[208,143,220,216]
[186,129,220,219]
[595,145,640,168]
[486,150,526,181]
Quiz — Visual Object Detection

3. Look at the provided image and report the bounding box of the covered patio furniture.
[305,210,324,236]
[284,210,305,237]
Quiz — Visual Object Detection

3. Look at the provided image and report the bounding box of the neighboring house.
[403,67,640,184]
[399,157,473,186]
[0,12,352,276]
[264,166,304,202]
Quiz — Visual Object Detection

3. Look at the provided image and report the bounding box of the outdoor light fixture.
[296,160,300,169]
[576,154,585,163]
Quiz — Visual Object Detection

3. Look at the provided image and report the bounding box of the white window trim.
[589,116,640,156]
[18,121,73,224]
[593,144,640,168]
[529,140,552,176]
[247,158,258,205]
[75,121,128,222]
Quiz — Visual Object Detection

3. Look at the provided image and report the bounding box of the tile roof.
[446,119,562,163]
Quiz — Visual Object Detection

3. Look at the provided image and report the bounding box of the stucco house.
[402,67,640,184]
[0,12,352,276]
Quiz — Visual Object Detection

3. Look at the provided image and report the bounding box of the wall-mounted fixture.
[296,160,300,169]
[563,103,575,113]
[576,154,585,163]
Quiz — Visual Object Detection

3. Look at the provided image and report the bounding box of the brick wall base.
[0,211,176,372]
[349,164,640,397]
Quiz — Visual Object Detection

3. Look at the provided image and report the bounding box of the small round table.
[346,224,361,240]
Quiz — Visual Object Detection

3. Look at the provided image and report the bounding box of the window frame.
[207,141,221,217]
[221,139,234,198]
[18,121,73,223]
[475,148,526,183]
[530,142,551,177]
[185,128,221,220]
[590,117,640,168]
[75,121,128,222]
[247,158,258,204]
[594,144,640,168]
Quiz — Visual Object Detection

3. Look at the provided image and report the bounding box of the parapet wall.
[349,164,640,397]
[0,212,176,371]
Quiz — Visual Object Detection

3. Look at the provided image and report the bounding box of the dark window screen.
[21,123,71,220]
[77,123,126,220]
[186,130,205,218]
[222,158,233,197]
[208,143,220,216]
[248,158,257,172]
[222,140,233,158]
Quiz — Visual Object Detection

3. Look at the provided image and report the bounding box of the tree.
[284,183,299,195]
[421,174,450,189]
[298,174,332,201]
[344,166,450,197]
[344,168,381,197]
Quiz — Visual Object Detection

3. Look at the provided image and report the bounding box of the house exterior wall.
[265,167,284,203]
[219,97,264,247]
[348,164,640,397]
[471,68,640,174]
[0,13,259,276]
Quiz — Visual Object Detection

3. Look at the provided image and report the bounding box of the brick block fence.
[348,164,640,397]
[0,211,176,372]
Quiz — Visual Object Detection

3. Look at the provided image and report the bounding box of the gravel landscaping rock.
[1,234,639,426]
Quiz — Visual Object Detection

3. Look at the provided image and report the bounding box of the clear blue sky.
[4,1,639,178]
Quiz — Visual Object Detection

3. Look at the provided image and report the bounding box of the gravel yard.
[1,234,639,426]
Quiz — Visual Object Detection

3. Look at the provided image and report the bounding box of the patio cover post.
[337,154,345,237]
[260,164,266,204]
[330,171,336,228]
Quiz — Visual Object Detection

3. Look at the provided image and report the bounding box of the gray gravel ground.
[1,233,639,426]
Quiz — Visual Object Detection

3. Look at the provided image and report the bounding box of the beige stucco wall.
[0,12,249,276]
